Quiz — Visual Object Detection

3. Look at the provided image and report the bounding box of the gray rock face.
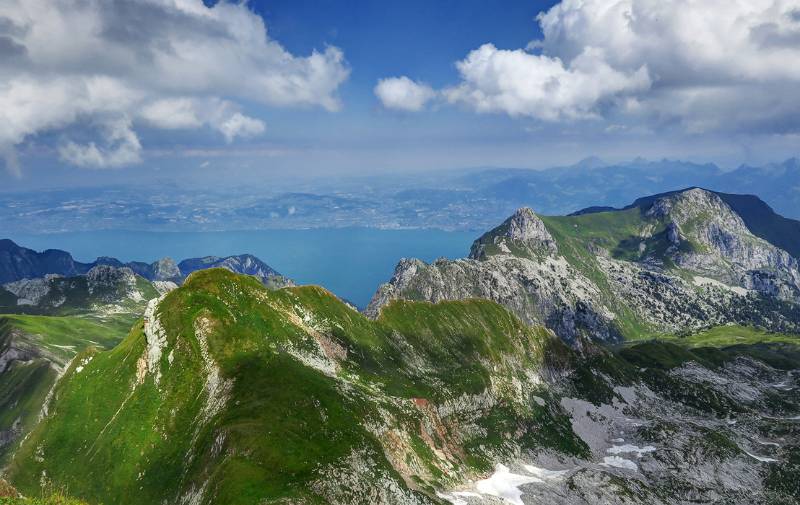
[2,275,60,306]
[367,247,620,344]
[651,189,800,299]
[470,207,558,260]
[152,257,181,281]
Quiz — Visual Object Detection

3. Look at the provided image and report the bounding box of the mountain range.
[0,246,291,467]
[0,239,291,287]
[0,187,799,504]
[461,157,800,220]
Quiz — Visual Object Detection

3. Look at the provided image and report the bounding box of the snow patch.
[474,464,541,505]
[607,444,656,458]
[439,463,571,505]
[601,456,638,471]
[744,451,778,463]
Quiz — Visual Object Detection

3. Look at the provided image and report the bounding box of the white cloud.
[394,0,800,133]
[140,96,265,142]
[530,0,800,131]
[217,113,266,143]
[140,98,203,130]
[375,76,436,112]
[0,0,350,174]
[58,118,142,169]
[445,44,650,120]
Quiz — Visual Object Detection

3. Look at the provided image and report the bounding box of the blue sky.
[1,0,799,189]
[258,0,550,92]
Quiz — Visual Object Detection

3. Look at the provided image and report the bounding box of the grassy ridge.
[7,269,581,505]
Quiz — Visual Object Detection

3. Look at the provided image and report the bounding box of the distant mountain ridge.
[0,239,290,287]
[465,157,800,220]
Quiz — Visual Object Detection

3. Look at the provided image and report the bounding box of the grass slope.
[0,313,137,463]
[7,269,583,505]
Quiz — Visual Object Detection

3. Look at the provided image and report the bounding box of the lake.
[7,228,477,308]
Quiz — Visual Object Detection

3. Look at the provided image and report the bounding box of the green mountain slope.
[6,269,800,504]
[0,267,158,463]
[0,313,141,463]
[7,269,578,505]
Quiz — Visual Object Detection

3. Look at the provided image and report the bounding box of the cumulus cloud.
[140,98,204,130]
[59,118,142,169]
[140,97,265,141]
[375,76,436,112]
[445,44,650,120]
[217,113,266,143]
[395,0,800,133]
[0,0,349,174]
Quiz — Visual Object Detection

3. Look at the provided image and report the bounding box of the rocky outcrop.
[2,275,61,306]
[85,265,141,301]
[647,189,800,301]
[470,207,558,260]
[367,220,620,343]
[152,257,181,281]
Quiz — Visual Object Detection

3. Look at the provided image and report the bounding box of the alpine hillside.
[4,269,800,504]
[368,188,800,343]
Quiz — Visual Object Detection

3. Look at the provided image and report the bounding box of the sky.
[2,0,800,190]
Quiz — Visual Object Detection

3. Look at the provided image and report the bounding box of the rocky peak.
[469,207,558,260]
[152,257,180,281]
[647,188,749,233]
[177,254,291,288]
[505,208,552,242]
[644,189,800,296]
[86,264,136,286]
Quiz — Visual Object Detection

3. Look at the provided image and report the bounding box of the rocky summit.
[368,188,800,344]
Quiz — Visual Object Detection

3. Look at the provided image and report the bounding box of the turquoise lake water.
[7,228,477,308]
